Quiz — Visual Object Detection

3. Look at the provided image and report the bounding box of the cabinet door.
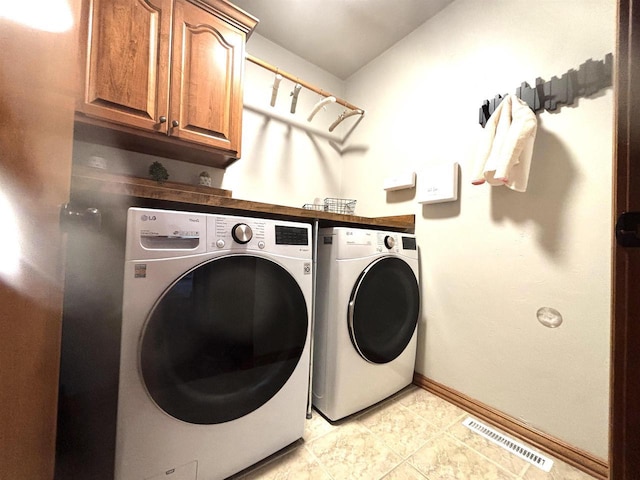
[170,0,246,154]
[79,0,172,133]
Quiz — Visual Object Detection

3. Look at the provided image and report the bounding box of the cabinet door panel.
[170,0,245,154]
[80,0,171,132]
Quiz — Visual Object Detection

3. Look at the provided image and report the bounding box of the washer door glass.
[348,257,419,364]
[140,255,308,424]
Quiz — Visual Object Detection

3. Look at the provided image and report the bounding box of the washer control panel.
[210,216,265,249]
[128,208,312,260]
[207,215,311,257]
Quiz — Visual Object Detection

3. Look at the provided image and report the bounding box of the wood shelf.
[74,117,240,170]
[71,167,415,232]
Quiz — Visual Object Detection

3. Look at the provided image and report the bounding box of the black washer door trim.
[139,255,308,424]
[348,257,419,364]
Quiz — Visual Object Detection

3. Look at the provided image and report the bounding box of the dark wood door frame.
[0,7,79,480]
[611,1,640,478]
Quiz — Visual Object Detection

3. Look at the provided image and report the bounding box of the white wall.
[343,0,614,459]
[224,34,350,206]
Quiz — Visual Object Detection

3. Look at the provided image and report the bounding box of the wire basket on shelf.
[324,198,357,215]
[302,203,325,211]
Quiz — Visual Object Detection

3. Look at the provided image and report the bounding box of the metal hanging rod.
[245,53,363,112]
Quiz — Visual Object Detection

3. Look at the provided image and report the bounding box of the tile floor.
[230,386,598,480]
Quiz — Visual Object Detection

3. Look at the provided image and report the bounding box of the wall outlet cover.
[417,162,459,204]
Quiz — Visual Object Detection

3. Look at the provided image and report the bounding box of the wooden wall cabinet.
[76,0,257,168]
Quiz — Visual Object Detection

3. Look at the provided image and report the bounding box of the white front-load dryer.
[312,227,420,421]
[116,208,312,480]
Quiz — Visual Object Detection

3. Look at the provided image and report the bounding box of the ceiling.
[231,0,455,80]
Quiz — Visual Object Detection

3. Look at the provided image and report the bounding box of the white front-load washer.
[312,227,420,422]
[116,207,312,480]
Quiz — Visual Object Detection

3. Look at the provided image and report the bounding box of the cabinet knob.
[159,116,167,123]
[172,120,179,128]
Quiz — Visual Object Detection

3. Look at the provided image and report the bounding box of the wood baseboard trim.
[413,373,608,480]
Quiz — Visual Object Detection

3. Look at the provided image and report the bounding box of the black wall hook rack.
[478,53,613,127]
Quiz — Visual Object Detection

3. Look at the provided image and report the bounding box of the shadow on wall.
[305,132,341,194]
[329,142,370,156]
[306,133,332,178]
[279,125,294,185]
[490,124,578,259]
[386,187,415,205]
[239,114,272,182]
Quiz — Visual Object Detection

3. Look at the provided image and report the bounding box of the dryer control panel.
[322,227,418,260]
[375,232,416,252]
[376,232,400,253]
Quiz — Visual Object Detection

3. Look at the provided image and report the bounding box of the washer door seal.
[139,255,308,424]
[348,257,420,364]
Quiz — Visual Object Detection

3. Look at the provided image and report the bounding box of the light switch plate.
[417,162,459,204]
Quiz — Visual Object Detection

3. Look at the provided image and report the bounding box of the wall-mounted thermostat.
[383,171,416,191]
[417,162,459,204]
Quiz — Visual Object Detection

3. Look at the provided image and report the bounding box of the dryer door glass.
[140,255,308,424]
[348,257,419,364]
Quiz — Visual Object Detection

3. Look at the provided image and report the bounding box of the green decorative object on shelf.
[149,161,169,184]
[199,171,212,187]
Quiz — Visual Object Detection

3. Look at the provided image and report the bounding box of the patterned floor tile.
[237,446,331,480]
[233,387,599,480]
[398,387,467,429]
[381,461,430,479]
[304,410,337,443]
[307,422,402,480]
[409,432,518,480]
[358,401,442,458]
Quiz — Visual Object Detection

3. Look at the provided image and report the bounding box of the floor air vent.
[462,417,554,472]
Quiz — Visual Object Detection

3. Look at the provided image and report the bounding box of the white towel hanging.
[471,94,537,192]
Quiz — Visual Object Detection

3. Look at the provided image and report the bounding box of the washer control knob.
[384,235,395,249]
[232,223,253,244]
[216,239,225,248]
